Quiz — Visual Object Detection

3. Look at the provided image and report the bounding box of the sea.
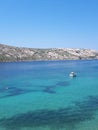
[0,60,98,130]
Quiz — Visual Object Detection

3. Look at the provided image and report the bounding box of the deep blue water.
[0,60,98,130]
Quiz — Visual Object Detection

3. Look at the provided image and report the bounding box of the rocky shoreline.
[0,44,98,62]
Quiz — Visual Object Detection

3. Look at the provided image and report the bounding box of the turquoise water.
[0,60,98,130]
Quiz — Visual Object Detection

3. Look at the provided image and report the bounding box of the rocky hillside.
[0,44,98,62]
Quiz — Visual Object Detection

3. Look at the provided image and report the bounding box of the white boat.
[69,72,76,77]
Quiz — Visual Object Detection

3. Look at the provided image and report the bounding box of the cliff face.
[0,44,98,62]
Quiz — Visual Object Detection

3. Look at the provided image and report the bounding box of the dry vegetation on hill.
[0,44,98,62]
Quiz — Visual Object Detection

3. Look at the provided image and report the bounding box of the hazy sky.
[0,0,98,49]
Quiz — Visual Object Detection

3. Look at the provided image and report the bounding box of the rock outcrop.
[0,44,98,62]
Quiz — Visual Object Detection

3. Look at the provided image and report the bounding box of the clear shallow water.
[0,60,98,130]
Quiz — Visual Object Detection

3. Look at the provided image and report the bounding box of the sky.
[0,0,98,49]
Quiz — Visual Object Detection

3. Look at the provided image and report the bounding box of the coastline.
[0,44,98,62]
